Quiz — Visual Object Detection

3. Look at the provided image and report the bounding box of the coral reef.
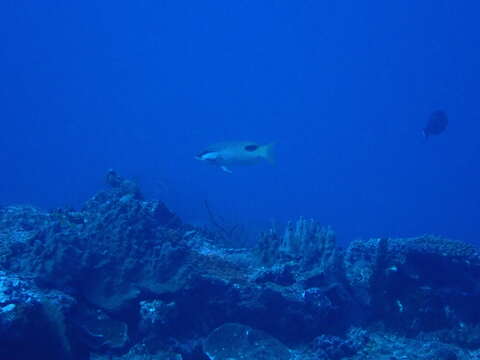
[345,236,480,335]
[204,323,291,360]
[0,271,76,359]
[1,171,479,359]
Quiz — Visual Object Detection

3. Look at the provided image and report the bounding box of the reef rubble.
[0,170,479,359]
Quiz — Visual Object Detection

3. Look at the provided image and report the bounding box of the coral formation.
[0,171,479,359]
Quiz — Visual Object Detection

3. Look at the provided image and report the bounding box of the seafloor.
[1,171,479,360]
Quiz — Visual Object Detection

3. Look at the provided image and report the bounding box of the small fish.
[423,110,448,139]
[195,141,275,173]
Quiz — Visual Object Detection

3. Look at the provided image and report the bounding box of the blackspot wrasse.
[195,141,275,173]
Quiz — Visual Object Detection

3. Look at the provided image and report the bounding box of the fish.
[195,141,275,173]
[423,110,448,139]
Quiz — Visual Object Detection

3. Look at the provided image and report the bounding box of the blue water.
[1,1,479,244]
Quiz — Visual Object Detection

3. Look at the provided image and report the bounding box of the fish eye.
[244,145,258,152]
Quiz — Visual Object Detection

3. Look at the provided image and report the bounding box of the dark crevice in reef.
[1,170,480,359]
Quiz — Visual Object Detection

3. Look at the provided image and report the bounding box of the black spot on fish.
[244,144,258,152]
[424,110,448,139]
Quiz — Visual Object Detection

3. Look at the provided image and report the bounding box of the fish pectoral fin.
[221,166,233,174]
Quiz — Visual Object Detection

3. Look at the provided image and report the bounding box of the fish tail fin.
[261,143,276,165]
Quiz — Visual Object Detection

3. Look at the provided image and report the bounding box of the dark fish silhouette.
[423,110,448,139]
